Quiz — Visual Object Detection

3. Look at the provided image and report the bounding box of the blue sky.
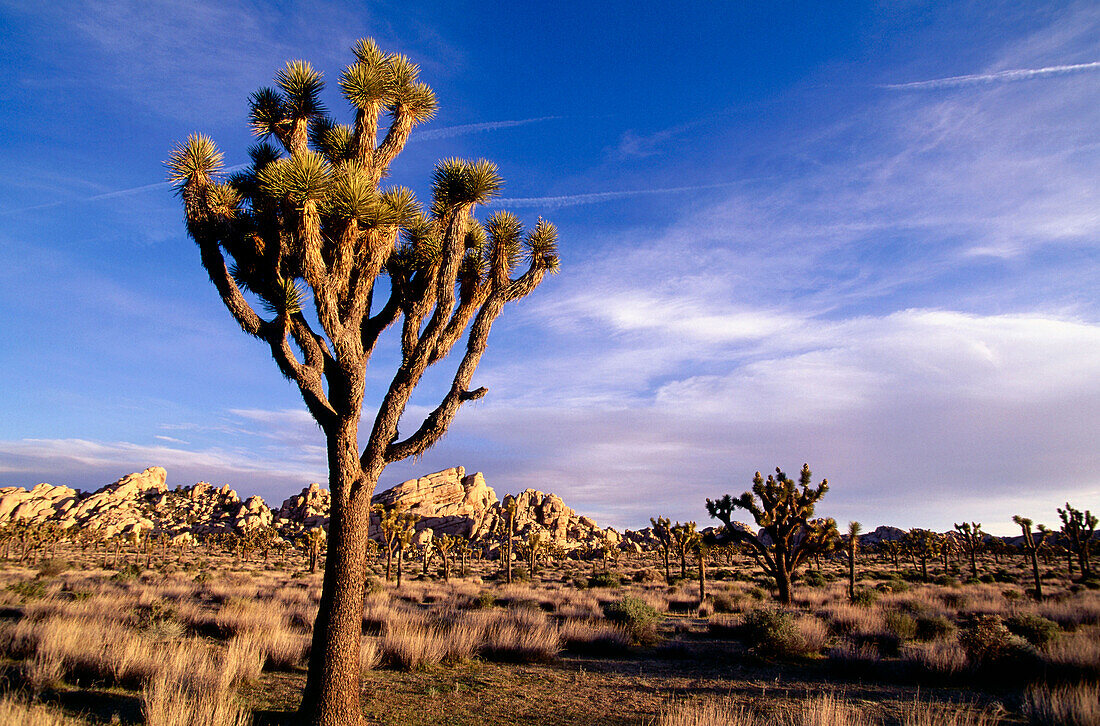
[1,1,1098,535]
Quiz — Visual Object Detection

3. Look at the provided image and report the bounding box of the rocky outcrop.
[0,465,615,552]
[0,467,273,539]
[370,467,498,539]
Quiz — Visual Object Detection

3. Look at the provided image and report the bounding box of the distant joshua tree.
[434,534,456,581]
[306,527,326,574]
[904,528,941,580]
[166,37,559,724]
[953,522,984,579]
[650,516,674,584]
[496,495,519,584]
[706,465,838,605]
[843,521,862,602]
[1013,515,1049,602]
[1057,503,1097,579]
[670,522,698,580]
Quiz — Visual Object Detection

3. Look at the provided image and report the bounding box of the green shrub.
[363,576,384,595]
[1006,613,1060,647]
[603,596,660,644]
[712,568,733,581]
[587,571,621,588]
[747,586,768,601]
[742,607,812,659]
[1002,589,1022,601]
[473,591,497,609]
[851,588,878,607]
[632,568,660,583]
[933,574,960,587]
[960,615,1011,664]
[111,563,143,581]
[35,560,69,578]
[884,611,917,641]
[711,592,740,613]
[915,615,955,641]
[7,580,46,600]
[802,570,827,588]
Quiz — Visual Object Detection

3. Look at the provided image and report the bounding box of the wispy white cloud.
[883,60,1100,90]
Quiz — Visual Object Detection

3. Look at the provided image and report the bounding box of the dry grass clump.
[559,617,631,653]
[381,621,450,670]
[0,694,81,725]
[479,607,561,662]
[9,614,158,687]
[902,640,968,677]
[142,671,250,726]
[1040,628,1100,679]
[659,699,760,726]
[1023,683,1100,726]
[659,694,997,726]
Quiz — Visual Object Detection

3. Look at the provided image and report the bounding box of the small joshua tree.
[953,522,984,580]
[374,503,402,581]
[306,527,326,574]
[496,495,518,584]
[519,530,546,576]
[434,534,456,582]
[904,528,941,580]
[670,522,698,580]
[650,516,674,583]
[706,465,838,605]
[1013,515,1049,601]
[694,539,709,603]
[1057,503,1097,579]
[844,521,862,602]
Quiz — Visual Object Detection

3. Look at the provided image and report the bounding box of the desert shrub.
[933,574,960,587]
[915,615,955,641]
[746,586,768,601]
[363,577,384,596]
[939,592,967,610]
[35,560,69,579]
[802,570,827,588]
[603,596,661,644]
[7,580,47,600]
[632,568,660,583]
[1005,613,1060,647]
[473,591,497,609]
[587,571,621,588]
[1002,589,1022,601]
[851,588,878,607]
[992,569,1017,584]
[112,563,144,581]
[885,611,918,641]
[959,615,1010,664]
[711,592,741,614]
[1023,683,1100,726]
[886,577,911,593]
[742,607,814,659]
[712,568,733,581]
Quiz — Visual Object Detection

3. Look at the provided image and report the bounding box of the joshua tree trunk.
[697,550,707,602]
[662,548,671,584]
[397,546,405,589]
[919,556,928,580]
[848,551,856,601]
[1029,548,1043,602]
[300,423,373,722]
[775,564,793,606]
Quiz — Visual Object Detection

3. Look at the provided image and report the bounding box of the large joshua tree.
[166,40,559,725]
[706,465,838,605]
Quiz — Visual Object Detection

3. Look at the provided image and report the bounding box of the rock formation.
[0,466,618,552]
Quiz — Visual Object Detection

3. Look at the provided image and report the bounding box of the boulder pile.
[0,466,622,552]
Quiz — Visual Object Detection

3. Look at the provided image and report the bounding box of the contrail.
[414,116,561,141]
[489,181,747,209]
[0,164,248,216]
[884,61,1100,90]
